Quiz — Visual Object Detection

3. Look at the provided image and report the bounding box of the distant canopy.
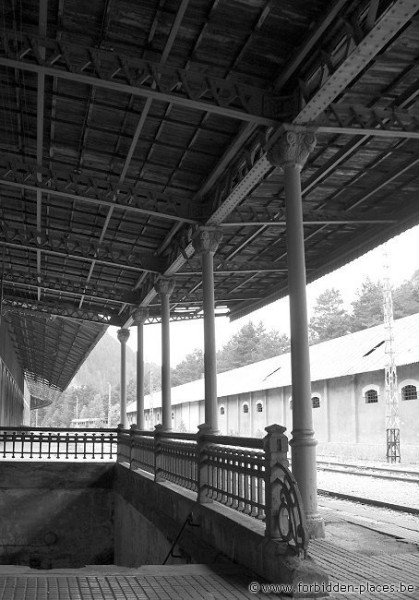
[25,373,62,410]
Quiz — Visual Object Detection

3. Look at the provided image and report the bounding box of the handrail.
[1,426,118,433]
[162,511,200,565]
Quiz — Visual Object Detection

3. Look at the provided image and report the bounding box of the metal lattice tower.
[382,248,401,463]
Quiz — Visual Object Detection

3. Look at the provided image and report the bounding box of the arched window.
[402,384,417,401]
[312,396,320,409]
[220,406,225,415]
[243,403,249,414]
[171,411,175,419]
[157,412,160,422]
[365,389,378,404]
[256,402,263,413]
[289,398,293,410]
[145,413,148,421]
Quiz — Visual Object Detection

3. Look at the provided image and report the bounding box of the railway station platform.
[0,497,417,600]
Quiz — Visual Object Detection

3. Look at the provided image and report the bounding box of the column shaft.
[284,163,324,537]
[161,292,171,430]
[202,249,218,431]
[117,328,130,428]
[121,341,127,426]
[136,322,145,429]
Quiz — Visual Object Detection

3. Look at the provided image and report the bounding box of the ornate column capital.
[154,277,175,297]
[267,129,316,170]
[117,328,130,344]
[192,226,223,255]
[131,308,149,325]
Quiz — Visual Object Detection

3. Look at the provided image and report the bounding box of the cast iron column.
[267,128,325,538]
[193,227,223,432]
[131,308,149,429]
[154,278,175,431]
[117,328,130,428]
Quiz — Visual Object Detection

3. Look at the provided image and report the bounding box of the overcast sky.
[109,224,419,366]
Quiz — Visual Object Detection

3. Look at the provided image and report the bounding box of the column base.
[306,513,325,539]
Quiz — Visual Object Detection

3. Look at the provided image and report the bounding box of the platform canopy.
[0,0,419,391]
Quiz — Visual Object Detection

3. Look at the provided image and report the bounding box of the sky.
[109,224,419,366]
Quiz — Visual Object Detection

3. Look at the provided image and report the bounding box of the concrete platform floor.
[310,496,419,599]
[0,498,418,599]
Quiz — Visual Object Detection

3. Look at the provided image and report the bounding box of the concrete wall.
[114,464,326,588]
[0,321,25,426]
[0,462,115,569]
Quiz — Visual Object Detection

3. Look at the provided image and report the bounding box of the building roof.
[127,312,419,413]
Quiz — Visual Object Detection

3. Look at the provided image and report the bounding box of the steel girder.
[0,31,293,126]
[0,158,201,224]
[313,104,419,139]
[221,206,398,227]
[0,226,166,275]
[3,300,118,326]
[1,270,137,308]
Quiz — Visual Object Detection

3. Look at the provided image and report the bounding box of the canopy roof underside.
[1,0,419,391]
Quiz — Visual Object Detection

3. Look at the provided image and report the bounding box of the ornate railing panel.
[157,434,198,492]
[0,427,117,460]
[204,444,265,519]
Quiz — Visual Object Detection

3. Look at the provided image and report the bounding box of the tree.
[171,348,204,387]
[217,321,289,373]
[309,288,351,343]
[393,269,419,318]
[350,278,384,332]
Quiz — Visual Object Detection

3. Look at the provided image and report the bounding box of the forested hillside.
[72,332,136,394]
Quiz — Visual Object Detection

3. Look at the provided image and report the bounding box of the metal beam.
[0,31,290,126]
[273,0,351,91]
[0,165,199,224]
[176,268,288,275]
[3,299,119,326]
[36,0,48,303]
[3,275,133,307]
[312,104,419,139]
[0,235,165,275]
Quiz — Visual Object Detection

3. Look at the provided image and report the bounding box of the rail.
[118,423,308,555]
[0,426,117,460]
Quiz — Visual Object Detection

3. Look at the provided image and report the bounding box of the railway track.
[317,460,419,483]
[316,460,419,514]
[318,488,419,515]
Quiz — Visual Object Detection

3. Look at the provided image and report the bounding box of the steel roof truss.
[0,31,293,126]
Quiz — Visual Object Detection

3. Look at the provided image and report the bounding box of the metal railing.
[118,423,308,555]
[0,426,117,460]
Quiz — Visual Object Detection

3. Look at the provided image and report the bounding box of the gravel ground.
[317,470,419,510]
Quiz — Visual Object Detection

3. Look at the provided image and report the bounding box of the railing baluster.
[47,432,52,459]
[11,431,16,458]
[20,431,25,458]
[29,431,34,459]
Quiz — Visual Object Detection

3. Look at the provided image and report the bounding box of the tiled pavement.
[0,565,270,600]
[1,499,418,599]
